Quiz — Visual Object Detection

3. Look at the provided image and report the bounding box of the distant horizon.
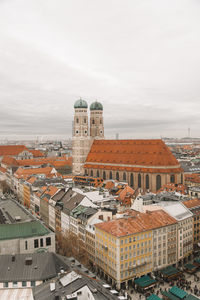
[0,134,199,143]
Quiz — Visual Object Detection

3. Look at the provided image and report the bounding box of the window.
[25,241,28,250]
[3,282,8,288]
[97,170,100,177]
[76,118,79,123]
[138,174,141,188]
[170,175,175,183]
[109,171,112,179]
[156,175,161,190]
[146,174,149,189]
[22,281,27,287]
[130,173,134,187]
[103,171,106,180]
[34,239,39,248]
[91,170,93,177]
[40,238,43,247]
[123,172,126,181]
[13,282,18,287]
[31,281,35,287]
[116,172,119,181]
[46,237,51,246]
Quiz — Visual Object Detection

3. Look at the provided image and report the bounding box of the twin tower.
[72,99,104,175]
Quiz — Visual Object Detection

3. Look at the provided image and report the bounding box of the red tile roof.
[0,145,28,156]
[85,139,182,173]
[14,166,58,179]
[29,149,44,157]
[158,183,187,195]
[183,198,200,209]
[1,156,19,166]
[0,166,6,173]
[95,209,177,237]
[118,186,135,201]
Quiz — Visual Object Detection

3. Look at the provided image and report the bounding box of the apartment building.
[95,209,177,289]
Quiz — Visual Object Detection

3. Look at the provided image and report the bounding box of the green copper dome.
[74,99,88,109]
[90,101,103,111]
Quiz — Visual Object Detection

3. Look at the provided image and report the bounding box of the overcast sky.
[0,0,200,140]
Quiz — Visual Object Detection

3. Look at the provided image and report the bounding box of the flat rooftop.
[0,199,33,224]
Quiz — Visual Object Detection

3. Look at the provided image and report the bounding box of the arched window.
[109,171,112,180]
[181,174,183,184]
[130,173,134,187]
[156,175,162,190]
[146,174,149,189]
[138,174,141,188]
[170,175,175,183]
[123,172,126,181]
[97,170,100,177]
[116,172,119,181]
[90,170,93,177]
[103,171,106,180]
[84,169,87,175]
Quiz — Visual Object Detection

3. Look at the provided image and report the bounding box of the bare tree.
[56,231,89,266]
[0,180,11,194]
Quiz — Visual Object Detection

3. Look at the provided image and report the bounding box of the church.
[72,99,183,193]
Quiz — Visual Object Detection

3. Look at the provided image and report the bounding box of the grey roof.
[62,193,85,214]
[0,199,33,224]
[33,272,119,300]
[32,178,66,188]
[52,188,66,201]
[0,252,69,282]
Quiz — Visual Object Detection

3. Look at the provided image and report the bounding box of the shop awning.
[134,275,156,288]
[170,286,187,299]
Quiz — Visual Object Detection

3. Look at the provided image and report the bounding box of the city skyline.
[0,0,200,139]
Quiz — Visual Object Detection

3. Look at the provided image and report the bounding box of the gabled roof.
[85,139,182,173]
[95,209,177,237]
[0,145,29,156]
[1,155,19,166]
[41,186,59,202]
[14,167,58,179]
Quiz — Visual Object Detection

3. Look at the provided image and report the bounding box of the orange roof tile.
[85,139,182,174]
[0,145,29,156]
[104,181,115,190]
[29,149,44,157]
[183,198,200,209]
[118,186,135,201]
[158,183,187,195]
[95,209,177,237]
[0,166,7,173]
[1,156,19,166]
[14,166,58,179]
[27,176,37,184]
